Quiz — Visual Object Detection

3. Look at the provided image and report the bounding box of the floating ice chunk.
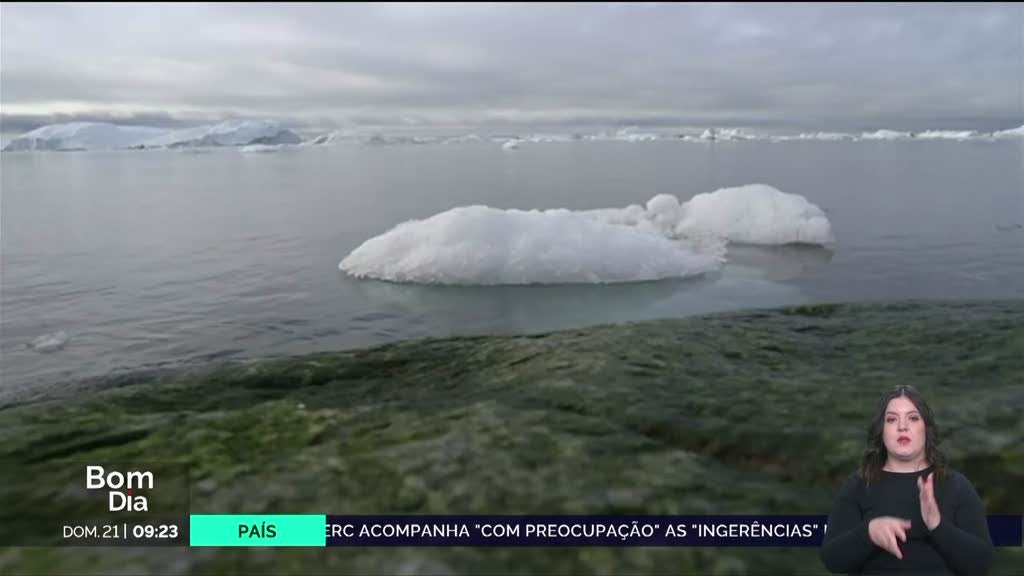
[797,132,856,141]
[340,183,833,285]
[580,187,833,246]
[619,133,659,142]
[695,128,757,141]
[29,331,70,353]
[583,128,660,142]
[363,134,440,146]
[861,129,912,140]
[719,128,753,141]
[501,139,522,151]
[614,127,659,142]
[240,144,283,153]
[339,206,723,285]
[915,130,977,140]
[443,134,482,144]
[674,184,834,245]
[529,134,576,143]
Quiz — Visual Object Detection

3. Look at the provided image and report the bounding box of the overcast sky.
[2,3,1022,132]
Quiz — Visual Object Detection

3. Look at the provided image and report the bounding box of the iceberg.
[240,143,285,153]
[519,134,576,144]
[246,131,302,146]
[339,183,832,286]
[993,124,1024,138]
[28,331,70,353]
[3,119,303,151]
[694,128,757,141]
[717,128,755,141]
[914,130,976,140]
[443,134,483,144]
[362,134,441,146]
[861,129,912,140]
[796,132,856,141]
[1,122,165,151]
[308,130,363,146]
[611,127,659,142]
[584,128,660,142]
[310,133,336,146]
[143,119,301,148]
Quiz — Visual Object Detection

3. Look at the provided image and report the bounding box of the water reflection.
[346,260,815,338]
[724,244,834,281]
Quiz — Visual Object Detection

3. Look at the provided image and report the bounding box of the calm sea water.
[2,138,1022,403]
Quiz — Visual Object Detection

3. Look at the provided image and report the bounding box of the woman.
[820,385,993,575]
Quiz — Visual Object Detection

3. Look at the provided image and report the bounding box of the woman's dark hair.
[860,385,947,483]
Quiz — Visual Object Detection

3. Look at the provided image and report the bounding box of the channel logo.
[85,465,153,512]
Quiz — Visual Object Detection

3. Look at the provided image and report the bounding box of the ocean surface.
[2,137,1022,403]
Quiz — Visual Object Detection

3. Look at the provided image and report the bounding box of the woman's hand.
[868,516,912,559]
[918,471,941,531]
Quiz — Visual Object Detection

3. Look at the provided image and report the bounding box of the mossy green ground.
[1,301,1022,575]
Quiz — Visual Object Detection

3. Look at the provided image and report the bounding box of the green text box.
[190,515,325,546]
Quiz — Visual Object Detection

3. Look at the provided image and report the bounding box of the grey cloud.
[1,3,1021,131]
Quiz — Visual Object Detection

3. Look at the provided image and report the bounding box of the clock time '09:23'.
[63,523,180,540]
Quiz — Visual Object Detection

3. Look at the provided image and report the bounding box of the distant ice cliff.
[3,119,303,151]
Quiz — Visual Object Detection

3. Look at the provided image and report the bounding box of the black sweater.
[820,466,993,575]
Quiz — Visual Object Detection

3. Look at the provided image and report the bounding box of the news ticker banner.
[44,514,1024,548]
[2,463,1021,548]
[191,514,1024,548]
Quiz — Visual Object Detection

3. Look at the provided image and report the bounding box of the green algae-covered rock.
[1,301,1021,575]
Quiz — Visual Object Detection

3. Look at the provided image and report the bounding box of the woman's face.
[883,396,927,462]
